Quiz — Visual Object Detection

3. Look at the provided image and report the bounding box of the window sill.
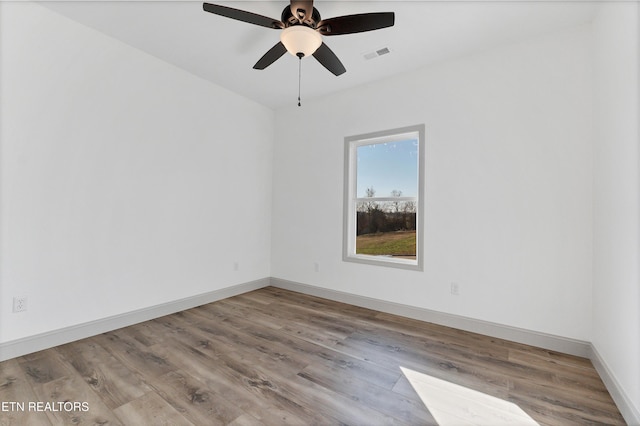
[343,253,423,271]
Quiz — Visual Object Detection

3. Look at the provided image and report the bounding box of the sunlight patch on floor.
[401,367,540,426]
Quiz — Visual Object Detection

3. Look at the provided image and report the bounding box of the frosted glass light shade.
[280,26,322,57]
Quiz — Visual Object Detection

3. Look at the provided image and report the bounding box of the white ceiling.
[40,1,597,109]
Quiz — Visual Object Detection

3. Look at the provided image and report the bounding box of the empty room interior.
[0,1,639,425]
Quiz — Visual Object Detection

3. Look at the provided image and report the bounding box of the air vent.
[363,47,391,60]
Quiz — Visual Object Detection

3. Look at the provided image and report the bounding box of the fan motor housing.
[282,6,321,28]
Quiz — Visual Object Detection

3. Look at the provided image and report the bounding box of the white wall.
[592,3,640,420]
[0,3,274,343]
[272,26,594,340]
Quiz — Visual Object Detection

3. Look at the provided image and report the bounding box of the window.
[343,124,425,270]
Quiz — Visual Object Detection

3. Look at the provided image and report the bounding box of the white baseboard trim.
[270,278,591,357]
[0,278,270,362]
[590,344,640,426]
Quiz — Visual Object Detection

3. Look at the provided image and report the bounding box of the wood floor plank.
[113,392,194,425]
[91,329,178,380]
[149,369,246,425]
[0,286,626,425]
[30,357,124,425]
[226,413,265,426]
[161,305,403,424]
[229,346,408,426]
[17,352,67,386]
[297,362,436,425]
[149,339,313,425]
[508,377,626,425]
[213,299,289,332]
[307,346,401,390]
[261,287,379,322]
[148,315,228,361]
[0,359,52,426]
[223,349,387,425]
[282,373,410,425]
[223,296,358,338]
[187,304,403,392]
[508,348,605,390]
[54,339,151,410]
[400,367,538,426]
[508,345,597,373]
[338,329,553,391]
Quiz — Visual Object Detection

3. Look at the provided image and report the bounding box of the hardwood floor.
[0,286,625,425]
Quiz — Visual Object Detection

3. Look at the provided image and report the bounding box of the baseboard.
[0,278,270,362]
[270,277,591,358]
[0,277,589,361]
[590,344,640,426]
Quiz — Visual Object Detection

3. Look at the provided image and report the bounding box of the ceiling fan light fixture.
[280,25,322,57]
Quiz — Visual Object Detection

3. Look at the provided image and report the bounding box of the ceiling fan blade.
[312,42,346,76]
[289,1,314,22]
[318,12,395,36]
[203,3,283,29]
[253,42,288,70]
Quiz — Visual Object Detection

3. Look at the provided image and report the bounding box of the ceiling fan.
[202,1,395,77]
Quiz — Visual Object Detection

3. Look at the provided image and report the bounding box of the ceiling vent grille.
[364,47,390,60]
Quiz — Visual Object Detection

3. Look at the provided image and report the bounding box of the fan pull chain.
[297,53,303,107]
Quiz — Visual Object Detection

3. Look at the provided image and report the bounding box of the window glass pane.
[355,200,417,260]
[356,138,418,198]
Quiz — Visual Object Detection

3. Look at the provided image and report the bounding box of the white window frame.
[343,124,425,271]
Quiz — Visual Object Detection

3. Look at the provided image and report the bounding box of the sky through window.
[356,138,418,198]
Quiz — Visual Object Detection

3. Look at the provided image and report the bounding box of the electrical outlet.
[314,262,320,272]
[233,262,239,271]
[13,296,28,313]
[450,283,460,296]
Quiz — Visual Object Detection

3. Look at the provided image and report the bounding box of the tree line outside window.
[356,188,416,235]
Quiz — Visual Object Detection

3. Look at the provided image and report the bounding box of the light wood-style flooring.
[0,286,625,425]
